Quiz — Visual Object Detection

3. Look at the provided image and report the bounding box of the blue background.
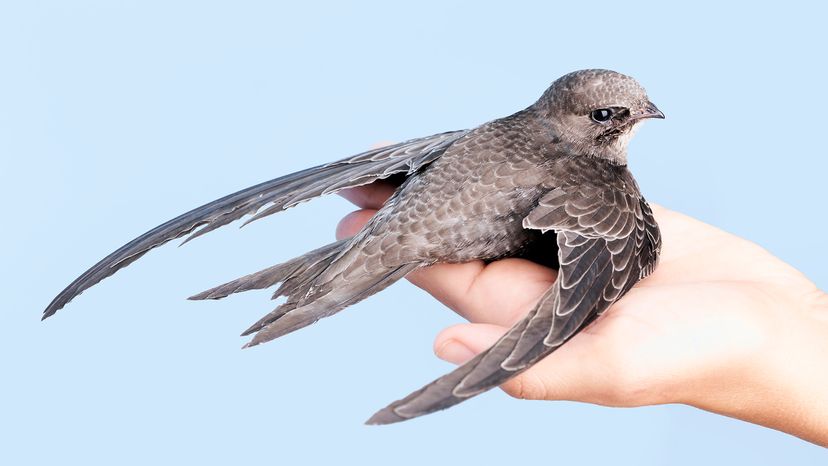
[2,1,826,464]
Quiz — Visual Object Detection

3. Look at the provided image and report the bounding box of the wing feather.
[43,130,468,318]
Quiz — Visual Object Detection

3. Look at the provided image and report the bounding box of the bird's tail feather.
[191,239,418,348]
[188,239,349,301]
[242,263,418,348]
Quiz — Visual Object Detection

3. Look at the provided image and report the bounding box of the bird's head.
[533,69,664,165]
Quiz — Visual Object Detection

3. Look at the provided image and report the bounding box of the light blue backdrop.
[1,1,826,464]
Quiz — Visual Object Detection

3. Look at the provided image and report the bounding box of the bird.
[43,69,664,424]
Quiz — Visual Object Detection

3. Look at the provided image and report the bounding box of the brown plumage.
[43,69,664,424]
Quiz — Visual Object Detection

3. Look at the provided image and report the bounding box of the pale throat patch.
[610,123,642,165]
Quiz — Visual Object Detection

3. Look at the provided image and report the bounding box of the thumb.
[433,322,554,401]
[433,323,507,364]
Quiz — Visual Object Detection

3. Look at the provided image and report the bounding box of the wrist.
[682,289,828,446]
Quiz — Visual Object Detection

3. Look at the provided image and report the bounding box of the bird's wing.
[367,185,661,424]
[43,130,469,318]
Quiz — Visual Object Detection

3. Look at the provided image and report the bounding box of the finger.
[432,322,609,403]
[336,209,378,240]
[434,323,508,364]
[408,258,556,327]
[432,322,552,399]
[338,182,398,210]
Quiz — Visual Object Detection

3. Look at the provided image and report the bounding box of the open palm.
[336,181,827,420]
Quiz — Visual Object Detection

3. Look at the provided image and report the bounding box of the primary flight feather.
[43,69,664,424]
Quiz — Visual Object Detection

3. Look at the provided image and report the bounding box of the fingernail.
[435,339,475,365]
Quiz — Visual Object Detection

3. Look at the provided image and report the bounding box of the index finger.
[408,258,556,327]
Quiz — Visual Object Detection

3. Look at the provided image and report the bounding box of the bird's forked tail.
[189,239,417,348]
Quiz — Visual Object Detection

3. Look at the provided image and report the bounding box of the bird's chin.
[620,122,641,142]
[597,122,638,145]
[592,125,639,165]
[611,126,639,156]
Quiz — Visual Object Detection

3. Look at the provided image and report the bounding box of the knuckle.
[505,372,548,401]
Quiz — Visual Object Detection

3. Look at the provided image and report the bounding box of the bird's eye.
[590,108,614,123]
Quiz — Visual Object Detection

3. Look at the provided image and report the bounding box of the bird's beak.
[630,101,665,121]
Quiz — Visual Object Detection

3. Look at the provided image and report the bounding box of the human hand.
[337,180,828,446]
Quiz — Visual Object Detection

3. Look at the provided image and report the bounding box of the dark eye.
[590,108,614,123]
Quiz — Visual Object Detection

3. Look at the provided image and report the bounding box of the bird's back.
[366,110,642,266]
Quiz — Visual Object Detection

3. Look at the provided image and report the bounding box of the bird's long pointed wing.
[42,130,468,319]
[367,185,661,424]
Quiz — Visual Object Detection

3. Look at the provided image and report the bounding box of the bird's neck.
[543,118,630,166]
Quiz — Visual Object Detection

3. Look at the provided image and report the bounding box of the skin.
[336,179,828,447]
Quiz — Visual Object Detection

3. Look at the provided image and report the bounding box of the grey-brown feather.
[188,239,349,301]
[366,171,661,424]
[42,131,467,319]
[43,69,663,425]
